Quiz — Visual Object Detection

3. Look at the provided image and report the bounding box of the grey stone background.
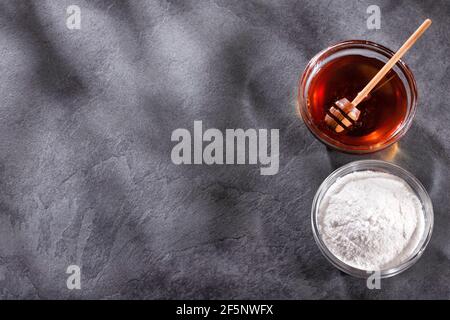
[0,0,449,299]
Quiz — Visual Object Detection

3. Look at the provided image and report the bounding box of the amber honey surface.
[308,54,407,147]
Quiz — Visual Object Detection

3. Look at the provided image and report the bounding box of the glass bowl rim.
[311,160,434,278]
[297,40,418,154]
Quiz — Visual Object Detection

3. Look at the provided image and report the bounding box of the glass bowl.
[311,160,433,278]
[297,40,418,153]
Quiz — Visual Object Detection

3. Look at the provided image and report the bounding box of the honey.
[307,54,408,147]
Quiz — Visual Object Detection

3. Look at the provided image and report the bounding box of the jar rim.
[297,40,418,154]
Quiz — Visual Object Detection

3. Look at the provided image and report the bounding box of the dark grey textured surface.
[0,0,449,299]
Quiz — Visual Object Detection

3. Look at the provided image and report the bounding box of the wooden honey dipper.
[325,19,432,133]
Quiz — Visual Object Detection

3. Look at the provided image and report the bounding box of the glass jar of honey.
[298,40,418,153]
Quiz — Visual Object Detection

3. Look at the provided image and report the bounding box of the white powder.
[318,170,425,271]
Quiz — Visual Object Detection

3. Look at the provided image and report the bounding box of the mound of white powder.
[318,170,425,271]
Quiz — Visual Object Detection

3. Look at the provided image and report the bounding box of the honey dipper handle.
[352,19,432,107]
